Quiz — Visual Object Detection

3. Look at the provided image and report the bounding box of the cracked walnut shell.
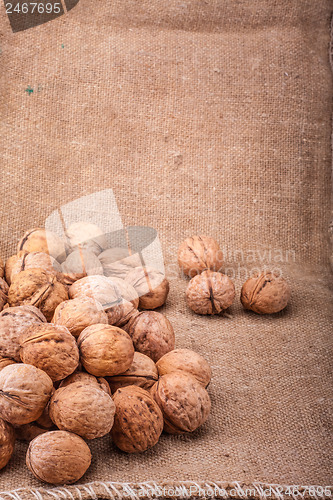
[107,352,158,393]
[52,297,108,338]
[20,323,79,382]
[0,363,53,425]
[186,270,235,315]
[77,324,134,377]
[124,311,175,362]
[7,268,69,321]
[111,386,163,453]
[156,349,211,388]
[26,430,91,485]
[17,228,67,263]
[151,371,211,434]
[178,235,224,278]
[0,305,46,361]
[125,267,169,309]
[49,381,116,439]
[240,271,291,314]
[0,418,15,470]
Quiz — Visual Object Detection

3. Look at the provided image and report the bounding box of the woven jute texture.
[0,1,333,498]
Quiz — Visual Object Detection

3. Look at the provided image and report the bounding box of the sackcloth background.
[0,1,332,498]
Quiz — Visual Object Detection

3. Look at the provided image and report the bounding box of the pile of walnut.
[178,235,291,316]
[0,225,212,486]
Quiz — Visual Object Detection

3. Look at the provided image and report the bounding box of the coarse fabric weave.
[0,1,332,498]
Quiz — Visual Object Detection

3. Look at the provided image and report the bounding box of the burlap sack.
[0,1,332,498]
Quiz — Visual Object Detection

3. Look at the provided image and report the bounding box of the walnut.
[113,300,138,328]
[124,311,175,362]
[0,418,15,470]
[52,297,108,338]
[0,256,4,279]
[62,249,103,278]
[5,254,19,285]
[178,235,224,278]
[98,248,142,279]
[125,267,169,309]
[10,251,62,282]
[7,268,69,321]
[0,305,46,361]
[0,357,16,371]
[20,323,79,382]
[17,228,67,263]
[240,271,291,314]
[0,278,9,311]
[77,324,134,377]
[15,388,56,441]
[186,270,235,315]
[49,382,115,439]
[151,371,211,434]
[111,386,163,453]
[156,349,211,388]
[0,363,53,425]
[107,352,158,393]
[26,430,92,484]
[66,222,108,256]
[69,275,124,325]
[108,277,139,308]
[59,371,111,395]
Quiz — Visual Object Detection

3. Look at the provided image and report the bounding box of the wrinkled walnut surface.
[0,305,46,361]
[69,275,124,325]
[26,430,91,485]
[0,357,16,371]
[78,324,134,377]
[20,323,79,382]
[0,278,9,312]
[151,371,211,434]
[156,349,211,388]
[17,228,67,263]
[62,249,103,277]
[52,297,108,338]
[98,248,142,279]
[50,381,115,439]
[66,222,108,256]
[240,271,291,314]
[0,256,4,279]
[125,267,169,309]
[108,277,139,308]
[107,352,158,393]
[5,254,19,285]
[8,268,69,321]
[186,270,235,315]
[111,386,163,453]
[0,418,15,470]
[0,363,53,425]
[125,311,175,362]
[178,235,223,278]
[59,371,111,395]
[10,251,62,282]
